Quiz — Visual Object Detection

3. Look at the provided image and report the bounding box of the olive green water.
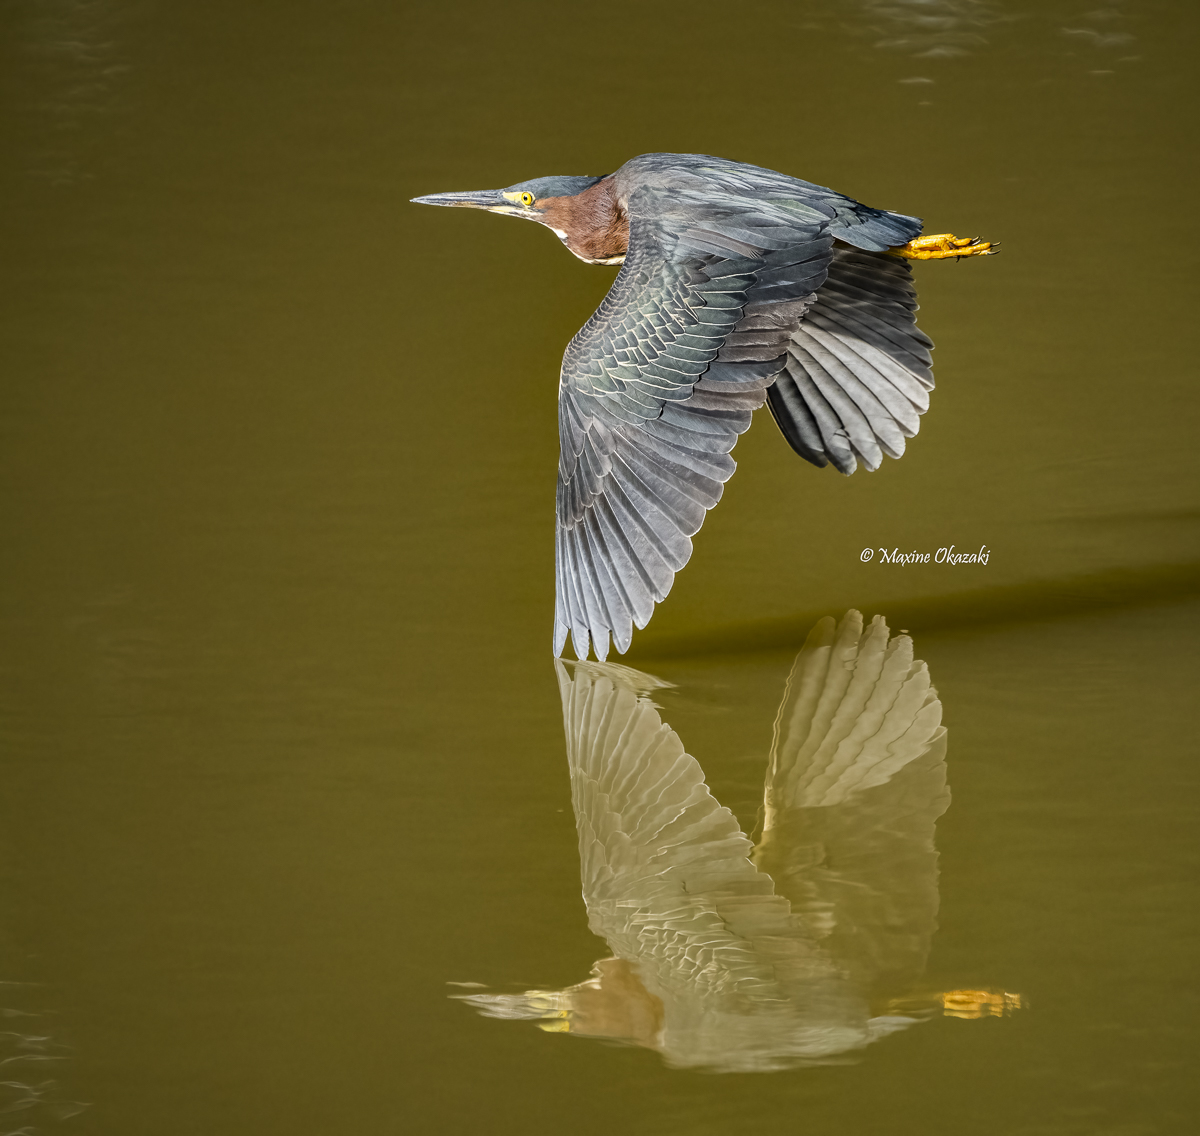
[1,0,1198,1131]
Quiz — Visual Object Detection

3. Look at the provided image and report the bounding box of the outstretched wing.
[555,213,832,662]
[767,246,935,474]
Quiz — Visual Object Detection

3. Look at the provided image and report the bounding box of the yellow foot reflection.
[941,989,1024,1019]
[892,233,995,260]
[884,988,1024,1019]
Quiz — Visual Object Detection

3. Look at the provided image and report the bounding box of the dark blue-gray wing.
[555,220,830,661]
[768,246,935,475]
[632,156,936,475]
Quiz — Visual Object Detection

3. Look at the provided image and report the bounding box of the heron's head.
[410,175,605,220]
[411,174,627,265]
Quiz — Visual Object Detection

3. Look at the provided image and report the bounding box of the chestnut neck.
[536,177,629,265]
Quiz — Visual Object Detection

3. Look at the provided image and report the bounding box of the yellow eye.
[520,192,535,207]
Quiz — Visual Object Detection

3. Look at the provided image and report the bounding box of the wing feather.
[790,339,896,465]
[578,515,624,634]
[767,246,938,473]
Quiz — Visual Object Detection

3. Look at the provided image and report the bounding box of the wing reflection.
[458,612,1014,1071]
[754,611,948,1010]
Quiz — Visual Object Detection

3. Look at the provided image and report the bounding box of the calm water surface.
[1,1,1197,1132]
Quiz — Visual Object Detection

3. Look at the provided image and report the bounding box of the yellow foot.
[892,233,996,260]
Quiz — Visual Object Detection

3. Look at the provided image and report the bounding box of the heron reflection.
[457,612,1018,1071]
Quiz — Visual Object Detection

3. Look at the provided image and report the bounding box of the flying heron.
[412,153,993,660]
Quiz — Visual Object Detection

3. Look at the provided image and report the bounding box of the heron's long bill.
[409,189,507,209]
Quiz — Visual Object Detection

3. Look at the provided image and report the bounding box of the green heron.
[412,153,993,661]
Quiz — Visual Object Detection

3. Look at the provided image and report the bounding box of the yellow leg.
[891,233,995,260]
